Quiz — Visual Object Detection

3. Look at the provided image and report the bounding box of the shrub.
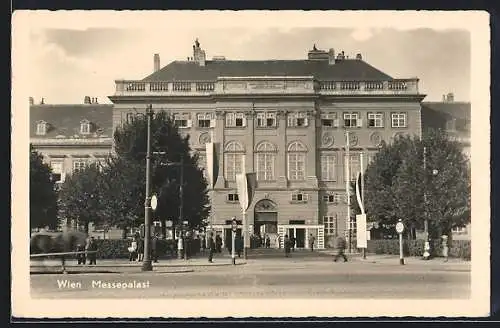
[366,239,470,260]
[94,239,180,259]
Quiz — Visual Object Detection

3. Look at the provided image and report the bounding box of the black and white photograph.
[12,10,490,318]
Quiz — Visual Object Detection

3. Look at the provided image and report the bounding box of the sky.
[26,15,471,105]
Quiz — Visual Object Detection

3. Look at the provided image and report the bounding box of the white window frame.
[224,141,245,182]
[72,160,87,173]
[321,113,339,127]
[287,112,308,127]
[226,112,246,128]
[80,120,91,134]
[256,112,276,128]
[367,112,384,128]
[323,215,337,235]
[346,153,361,182]
[452,226,467,234]
[227,193,239,202]
[391,113,407,128]
[36,121,47,135]
[343,113,361,128]
[126,113,136,124]
[287,141,307,181]
[321,154,337,181]
[174,113,192,128]
[291,192,307,202]
[50,161,65,183]
[255,142,276,181]
[197,113,214,128]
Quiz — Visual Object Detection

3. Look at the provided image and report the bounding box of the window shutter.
[333,118,339,127]
[225,113,232,126]
[187,119,193,128]
[356,118,363,127]
[210,119,216,128]
[304,117,309,127]
[242,117,247,127]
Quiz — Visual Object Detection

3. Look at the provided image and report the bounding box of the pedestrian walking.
[177,236,184,259]
[215,234,222,253]
[290,236,296,252]
[85,236,98,265]
[309,234,316,252]
[265,235,271,248]
[76,243,86,265]
[441,235,449,262]
[207,233,215,263]
[276,234,281,249]
[333,235,348,262]
[137,237,144,262]
[284,234,291,257]
[151,233,159,263]
[128,237,138,261]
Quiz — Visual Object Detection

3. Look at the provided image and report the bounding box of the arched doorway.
[254,199,278,247]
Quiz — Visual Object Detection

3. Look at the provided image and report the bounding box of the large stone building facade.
[29,96,120,238]
[109,40,425,249]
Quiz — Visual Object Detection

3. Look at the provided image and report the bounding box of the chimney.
[328,48,335,65]
[356,53,362,60]
[84,96,91,104]
[193,38,206,66]
[154,54,160,72]
[29,97,34,105]
[446,92,454,102]
[442,94,446,102]
[40,98,45,105]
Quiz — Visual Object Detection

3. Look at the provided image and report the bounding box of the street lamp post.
[142,104,154,271]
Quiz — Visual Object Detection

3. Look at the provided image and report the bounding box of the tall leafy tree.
[58,163,105,233]
[356,129,470,240]
[110,110,210,236]
[29,144,58,231]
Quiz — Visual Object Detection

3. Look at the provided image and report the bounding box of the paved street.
[30,250,470,299]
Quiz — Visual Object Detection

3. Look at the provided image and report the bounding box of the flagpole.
[360,151,366,259]
[345,131,351,253]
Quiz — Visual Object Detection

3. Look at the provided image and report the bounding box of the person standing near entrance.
[276,234,281,249]
[207,232,215,263]
[309,234,316,252]
[284,234,291,257]
[333,235,348,262]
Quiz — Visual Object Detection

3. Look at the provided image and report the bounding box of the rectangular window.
[126,113,135,124]
[226,112,245,127]
[288,153,305,180]
[321,154,337,181]
[36,122,46,135]
[452,226,467,234]
[197,113,213,128]
[227,193,239,202]
[291,193,306,202]
[321,113,338,127]
[343,113,360,127]
[323,216,338,235]
[73,161,87,173]
[345,154,361,181]
[50,162,64,183]
[80,122,91,134]
[174,113,191,128]
[256,112,276,127]
[288,112,308,127]
[391,113,407,128]
[368,113,384,128]
[224,153,243,181]
[256,153,275,181]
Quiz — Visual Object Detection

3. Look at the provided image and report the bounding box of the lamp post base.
[399,258,405,265]
[243,247,249,260]
[141,260,153,271]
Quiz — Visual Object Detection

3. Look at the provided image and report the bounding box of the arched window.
[287,141,307,180]
[224,141,245,181]
[255,141,277,181]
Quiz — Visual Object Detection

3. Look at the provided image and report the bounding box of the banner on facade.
[356,214,367,248]
[205,142,219,189]
[236,172,257,211]
[356,172,365,214]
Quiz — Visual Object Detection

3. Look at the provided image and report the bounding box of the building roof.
[142,59,394,82]
[421,101,471,133]
[30,104,114,140]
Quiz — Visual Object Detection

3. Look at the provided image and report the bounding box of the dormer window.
[36,121,47,135]
[80,120,91,134]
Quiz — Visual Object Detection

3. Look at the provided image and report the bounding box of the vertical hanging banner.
[356,172,365,214]
[356,214,367,248]
[205,142,219,189]
[235,173,257,211]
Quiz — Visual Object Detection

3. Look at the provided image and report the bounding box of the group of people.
[128,233,159,262]
[75,235,98,265]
